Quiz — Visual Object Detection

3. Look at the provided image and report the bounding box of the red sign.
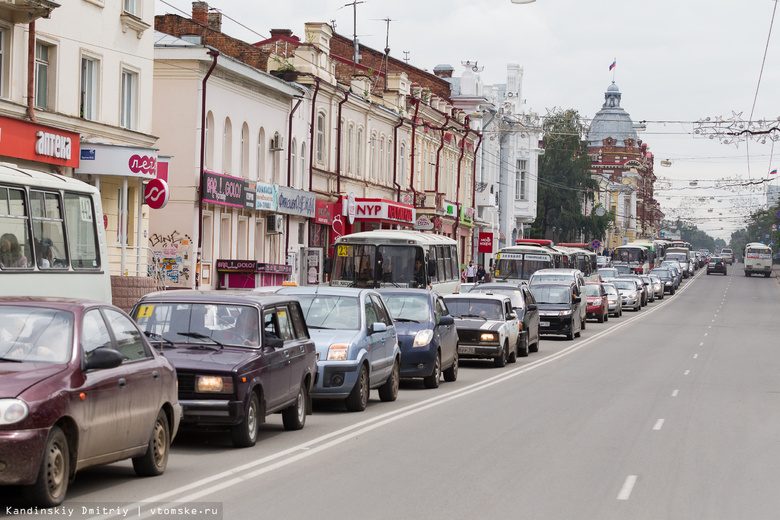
[314,200,336,225]
[0,116,80,168]
[144,178,170,210]
[478,232,494,253]
[343,198,415,224]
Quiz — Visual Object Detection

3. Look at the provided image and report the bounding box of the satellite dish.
[595,206,606,216]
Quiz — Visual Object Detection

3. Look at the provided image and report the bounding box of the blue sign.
[80,149,95,161]
[660,231,665,238]
[776,209,780,218]
[591,239,601,250]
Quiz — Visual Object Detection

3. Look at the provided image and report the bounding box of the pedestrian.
[476,264,487,283]
[465,260,477,283]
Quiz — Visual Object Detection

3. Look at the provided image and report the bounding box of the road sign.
[660,231,665,238]
[591,239,601,250]
[776,209,780,218]
[773,224,778,231]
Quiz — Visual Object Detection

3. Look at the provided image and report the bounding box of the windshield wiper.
[393,318,420,323]
[458,314,487,320]
[0,356,22,363]
[144,331,177,349]
[177,332,224,349]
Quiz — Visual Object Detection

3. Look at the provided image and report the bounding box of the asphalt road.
[6,267,780,520]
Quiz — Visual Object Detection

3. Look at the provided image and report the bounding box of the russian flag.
[772,169,778,175]
[609,60,616,71]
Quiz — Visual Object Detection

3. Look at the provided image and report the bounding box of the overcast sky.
[157,0,780,241]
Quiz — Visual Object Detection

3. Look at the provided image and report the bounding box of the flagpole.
[612,57,616,82]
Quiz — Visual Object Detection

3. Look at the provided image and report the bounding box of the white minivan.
[720,248,734,265]
[744,243,772,277]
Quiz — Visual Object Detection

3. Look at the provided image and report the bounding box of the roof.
[138,290,294,306]
[587,82,638,147]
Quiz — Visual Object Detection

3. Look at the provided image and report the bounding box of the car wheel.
[566,325,575,341]
[518,336,529,358]
[494,342,508,367]
[581,318,586,330]
[25,425,69,507]
[133,409,170,477]
[508,340,518,364]
[604,312,609,322]
[379,358,400,401]
[598,313,605,323]
[231,391,260,447]
[530,337,539,353]
[345,364,370,411]
[424,352,442,389]
[443,350,459,382]
[282,384,307,430]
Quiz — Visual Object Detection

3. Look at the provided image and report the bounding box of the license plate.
[540,321,550,327]
[459,347,476,354]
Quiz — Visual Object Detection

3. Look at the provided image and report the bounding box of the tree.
[530,109,610,243]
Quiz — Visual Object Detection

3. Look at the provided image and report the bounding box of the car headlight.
[558,310,572,316]
[480,332,497,342]
[195,375,234,394]
[593,298,602,306]
[413,329,434,347]
[665,281,672,285]
[629,292,637,298]
[0,399,28,425]
[327,343,350,361]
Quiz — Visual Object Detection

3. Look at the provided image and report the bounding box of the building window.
[240,123,249,177]
[35,42,50,109]
[120,69,137,130]
[316,113,324,164]
[0,28,5,98]
[516,159,527,201]
[257,128,265,181]
[300,142,307,189]
[123,0,136,15]
[80,57,98,120]
[387,139,393,187]
[400,144,406,188]
[205,111,214,170]
[370,133,376,181]
[291,139,297,187]
[356,128,363,177]
[222,117,232,174]
[346,126,353,175]
[429,151,435,190]
[220,214,230,258]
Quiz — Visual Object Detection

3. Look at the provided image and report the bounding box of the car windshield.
[529,286,571,304]
[603,284,618,296]
[598,268,618,279]
[470,287,525,308]
[382,294,430,323]
[0,307,73,363]
[133,303,261,347]
[532,274,572,284]
[613,280,636,290]
[614,265,632,274]
[295,294,360,330]
[583,285,601,297]
[444,299,503,320]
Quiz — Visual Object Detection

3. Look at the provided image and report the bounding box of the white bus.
[744,242,772,278]
[329,230,461,294]
[0,164,111,302]
[493,244,555,282]
[611,244,651,274]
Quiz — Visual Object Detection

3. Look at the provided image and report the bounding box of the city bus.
[631,240,665,268]
[494,244,555,282]
[611,244,650,274]
[0,164,111,302]
[744,242,773,277]
[556,243,598,280]
[515,239,567,268]
[328,230,461,294]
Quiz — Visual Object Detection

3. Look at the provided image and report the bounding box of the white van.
[720,248,734,265]
[744,243,772,277]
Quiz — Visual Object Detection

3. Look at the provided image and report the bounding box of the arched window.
[205,111,214,170]
[240,123,249,178]
[347,125,353,175]
[356,128,363,178]
[316,113,325,164]
[300,142,307,189]
[257,128,265,181]
[370,132,377,181]
[223,117,232,174]
[400,143,406,188]
[291,139,297,188]
[379,137,385,184]
[387,139,393,186]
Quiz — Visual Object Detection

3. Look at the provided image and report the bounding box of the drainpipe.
[308,78,321,192]
[284,96,304,267]
[454,127,468,261]
[27,21,37,122]
[336,88,350,194]
[435,115,449,198]
[392,116,404,202]
[195,49,219,290]
[408,98,422,203]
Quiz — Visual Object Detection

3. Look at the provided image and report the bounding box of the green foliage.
[730,203,780,254]
[530,109,609,243]
[662,218,721,251]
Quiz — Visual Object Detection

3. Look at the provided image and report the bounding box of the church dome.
[587,82,637,147]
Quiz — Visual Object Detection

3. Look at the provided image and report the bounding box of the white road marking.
[653,419,665,430]
[617,475,638,500]
[672,389,679,397]
[684,370,691,375]
[693,354,699,359]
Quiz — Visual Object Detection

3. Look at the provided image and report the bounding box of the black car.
[649,268,676,294]
[379,289,459,388]
[132,291,317,448]
[528,283,582,341]
[468,282,540,355]
[707,256,728,275]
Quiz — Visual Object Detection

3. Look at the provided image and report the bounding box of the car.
[457,282,477,293]
[611,278,641,311]
[601,282,623,317]
[378,289,458,388]
[596,256,612,268]
[528,268,587,330]
[528,283,583,340]
[707,256,728,275]
[583,282,609,323]
[132,291,317,446]
[639,275,655,302]
[274,287,401,412]
[0,298,180,506]
[443,293,521,367]
[650,268,676,295]
[598,267,619,280]
[619,274,648,306]
[648,274,665,300]
[468,282,541,355]
[613,263,632,275]
[660,261,683,287]
[720,248,734,265]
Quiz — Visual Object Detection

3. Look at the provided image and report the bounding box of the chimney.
[270,29,293,39]
[192,2,208,25]
[207,11,222,32]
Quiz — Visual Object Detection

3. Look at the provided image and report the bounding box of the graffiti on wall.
[149,231,192,286]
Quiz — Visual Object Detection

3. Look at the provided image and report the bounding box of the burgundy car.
[583,282,609,323]
[0,298,180,506]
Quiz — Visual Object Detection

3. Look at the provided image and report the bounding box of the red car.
[584,282,609,323]
[0,298,180,506]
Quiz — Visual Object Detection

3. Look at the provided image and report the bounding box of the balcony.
[0,0,59,23]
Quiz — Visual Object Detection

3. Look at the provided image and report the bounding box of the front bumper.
[458,343,502,359]
[313,360,362,399]
[539,316,575,336]
[0,428,49,485]
[399,343,437,378]
[179,398,244,427]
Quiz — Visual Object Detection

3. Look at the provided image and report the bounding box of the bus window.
[0,187,32,269]
[64,193,100,269]
[30,190,67,269]
[450,246,459,282]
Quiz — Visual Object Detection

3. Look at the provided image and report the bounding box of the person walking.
[464,260,477,283]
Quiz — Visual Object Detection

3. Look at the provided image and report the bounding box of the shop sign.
[446,204,456,217]
[257,262,293,275]
[347,192,356,224]
[243,181,257,210]
[0,116,80,168]
[277,186,316,217]
[203,170,245,208]
[216,259,257,272]
[314,200,336,225]
[414,215,434,230]
[75,142,157,178]
[460,206,474,226]
[144,178,170,210]
[478,232,493,253]
[256,182,277,211]
[343,198,415,224]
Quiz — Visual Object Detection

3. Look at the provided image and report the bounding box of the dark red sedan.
[583,282,609,323]
[0,298,180,506]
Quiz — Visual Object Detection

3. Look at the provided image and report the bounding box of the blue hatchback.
[378,289,458,388]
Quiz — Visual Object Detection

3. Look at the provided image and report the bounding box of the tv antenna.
[339,0,365,75]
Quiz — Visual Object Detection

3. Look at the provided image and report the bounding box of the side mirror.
[263,333,284,350]
[85,348,123,371]
[527,303,537,311]
[573,296,582,304]
[507,312,517,320]
[370,322,388,334]
[438,315,454,326]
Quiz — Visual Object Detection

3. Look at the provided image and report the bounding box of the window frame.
[120,67,138,130]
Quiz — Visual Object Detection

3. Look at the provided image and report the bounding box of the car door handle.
[118,378,127,388]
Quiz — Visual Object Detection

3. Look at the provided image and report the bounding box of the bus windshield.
[494,253,552,281]
[331,244,427,289]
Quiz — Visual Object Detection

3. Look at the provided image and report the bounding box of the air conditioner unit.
[270,134,284,151]
[266,214,284,234]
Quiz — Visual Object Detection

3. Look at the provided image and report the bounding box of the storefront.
[340,195,416,235]
[0,116,80,172]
